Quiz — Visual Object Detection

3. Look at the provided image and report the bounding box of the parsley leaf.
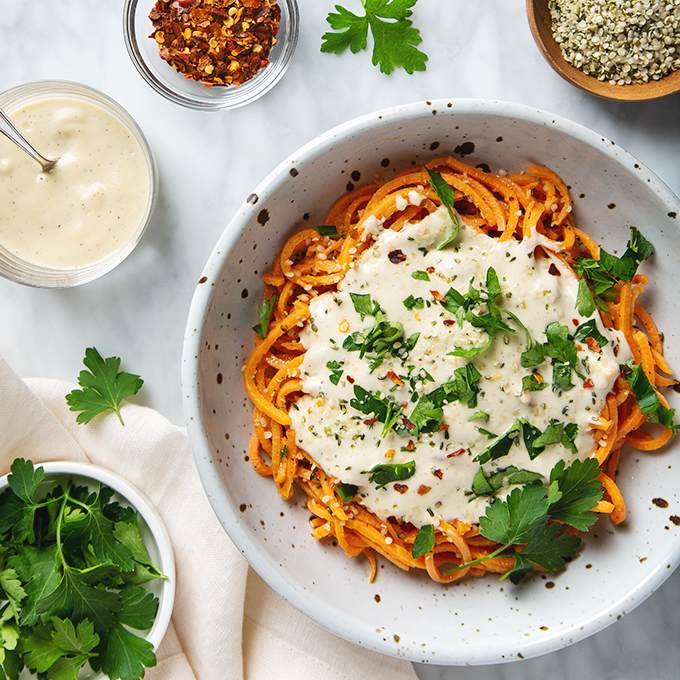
[403,294,424,310]
[623,361,680,431]
[252,293,277,339]
[412,524,435,558]
[471,466,544,498]
[362,461,416,489]
[424,168,460,248]
[317,224,344,239]
[65,348,143,426]
[336,483,358,502]
[321,0,428,75]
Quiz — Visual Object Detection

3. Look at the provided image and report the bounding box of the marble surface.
[1,1,679,678]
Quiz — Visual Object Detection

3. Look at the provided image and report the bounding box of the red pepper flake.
[148,0,281,87]
[443,319,455,327]
[586,336,601,352]
[386,370,404,386]
[426,266,435,274]
[447,447,465,458]
[364,417,379,426]
[401,417,416,431]
[433,469,444,480]
[584,378,594,388]
[388,249,407,263]
[346,375,355,384]
[438,423,449,432]
[430,290,445,302]
[548,263,561,276]
[405,439,416,451]
[417,485,431,496]
[393,483,409,494]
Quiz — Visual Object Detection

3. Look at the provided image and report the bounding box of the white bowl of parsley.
[0,459,175,680]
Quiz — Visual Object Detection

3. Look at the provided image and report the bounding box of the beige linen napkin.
[0,356,418,680]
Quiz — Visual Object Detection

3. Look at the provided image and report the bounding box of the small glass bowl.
[123,0,299,111]
[0,80,157,288]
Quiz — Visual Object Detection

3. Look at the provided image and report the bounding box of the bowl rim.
[0,79,158,288]
[181,98,680,665]
[123,0,300,111]
[0,460,175,652]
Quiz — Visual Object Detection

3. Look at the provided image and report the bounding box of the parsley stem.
[440,544,507,576]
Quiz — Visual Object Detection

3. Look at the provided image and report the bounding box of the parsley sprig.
[0,459,165,680]
[321,0,428,75]
[443,458,603,583]
[65,348,143,426]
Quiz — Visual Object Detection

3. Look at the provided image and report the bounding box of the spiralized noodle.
[243,157,676,583]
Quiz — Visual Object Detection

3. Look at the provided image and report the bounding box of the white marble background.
[1,1,679,678]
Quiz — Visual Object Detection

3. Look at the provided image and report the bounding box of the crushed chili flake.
[393,484,409,494]
[585,336,601,353]
[386,370,404,386]
[149,0,281,87]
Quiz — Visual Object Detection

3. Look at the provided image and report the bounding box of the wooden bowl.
[527,0,680,101]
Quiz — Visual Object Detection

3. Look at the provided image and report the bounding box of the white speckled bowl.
[0,461,175,678]
[182,99,680,665]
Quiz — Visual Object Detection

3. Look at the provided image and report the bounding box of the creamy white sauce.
[0,97,151,268]
[290,203,632,529]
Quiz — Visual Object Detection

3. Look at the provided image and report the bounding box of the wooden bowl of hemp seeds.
[527,0,680,101]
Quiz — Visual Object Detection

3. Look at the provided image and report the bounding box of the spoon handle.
[0,106,58,172]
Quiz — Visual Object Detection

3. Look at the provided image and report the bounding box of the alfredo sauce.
[289,200,631,529]
[0,96,151,269]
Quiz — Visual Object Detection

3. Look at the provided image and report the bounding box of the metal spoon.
[0,104,59,173]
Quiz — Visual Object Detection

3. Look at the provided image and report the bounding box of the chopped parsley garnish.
[521,373,548,392]
[573,227,653,314]
[252,292,277,340]
[440,267,527,358]
[317,224,344,238]
[412,523,435,558]
[350,385,405,438]
[411,270,431,281]
[403,294,425,310]
[445,458,603,583]
[336,483,358,502]
[471,465,544,498]
[573,319,609,348]
[521,322,586,391]
[474,418,579,464]
[327,360,344,386]
[424,168,460,249]
[623,360,680,431]
[344,293,419,369]
[405,363,482,435]
[362,461,416,489]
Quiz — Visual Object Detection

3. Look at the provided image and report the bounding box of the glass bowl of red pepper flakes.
[123,0,299,111]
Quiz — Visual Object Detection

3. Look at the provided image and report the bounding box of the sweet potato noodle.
[243,156,676,583]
